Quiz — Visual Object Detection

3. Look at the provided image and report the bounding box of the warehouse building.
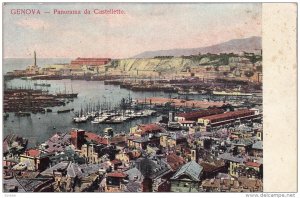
[198,109,260,129]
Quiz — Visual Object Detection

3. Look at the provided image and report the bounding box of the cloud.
[15,18,50,30]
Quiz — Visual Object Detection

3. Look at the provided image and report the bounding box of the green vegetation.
[183,53,239,66]
[154,56,174,59]
[110,60,119,68]
[244,54,262,64]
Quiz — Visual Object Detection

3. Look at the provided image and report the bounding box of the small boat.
[21,76,32,80]
[142,109,157,116]
[104,116,123,124]
[73,116,88,123]
[56,83,78,98]
[87,111,97,118]
[15,111,31,117]
[57,108,74,113]
[135,112,143,117]
[91,116,108,124]
[34,81,51,87]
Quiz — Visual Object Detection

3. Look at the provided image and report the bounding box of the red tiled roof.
[138,123,162,135]
[245,161,261,168]
[111,159,122,164]
[107,171,127,178]
[85,132,109,145]
[166,154,186,171]
[201,109,255,122]
[200,162,225,172]
[26,149,41,158]
[127,136,138,140]
[178,120,196,124]
[183,148,191,154]
[110,136,126,144]
[74,58,111,61]
[177,109,225,121]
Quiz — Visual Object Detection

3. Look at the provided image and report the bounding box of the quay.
[136,97,227,109]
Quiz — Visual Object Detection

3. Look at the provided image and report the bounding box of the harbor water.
[4,79,167,147]
[3,58,254,147]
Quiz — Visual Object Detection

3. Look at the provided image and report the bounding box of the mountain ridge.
[133,36,261,58]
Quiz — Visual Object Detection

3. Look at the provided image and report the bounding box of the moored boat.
[15,111,31,117]
[56,93,78,98]
[91,116,108,124]
[57,108,74,113]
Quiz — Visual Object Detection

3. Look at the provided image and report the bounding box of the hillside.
[108,53,245,74]
[133,36,261,58]
[114,57,200,73]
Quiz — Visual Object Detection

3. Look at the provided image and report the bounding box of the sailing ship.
[73,106,88,123]
[56,83,78,98]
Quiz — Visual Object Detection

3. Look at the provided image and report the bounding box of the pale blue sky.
[3,3,261,58]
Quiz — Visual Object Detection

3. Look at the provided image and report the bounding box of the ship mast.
[64,83,67,94]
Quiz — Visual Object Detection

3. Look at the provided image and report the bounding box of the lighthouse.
[34,51,37,66]
[25,51,40,75]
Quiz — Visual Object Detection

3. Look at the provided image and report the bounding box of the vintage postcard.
[1,2,297,195]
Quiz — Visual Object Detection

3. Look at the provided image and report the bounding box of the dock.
[136,97,227,109]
